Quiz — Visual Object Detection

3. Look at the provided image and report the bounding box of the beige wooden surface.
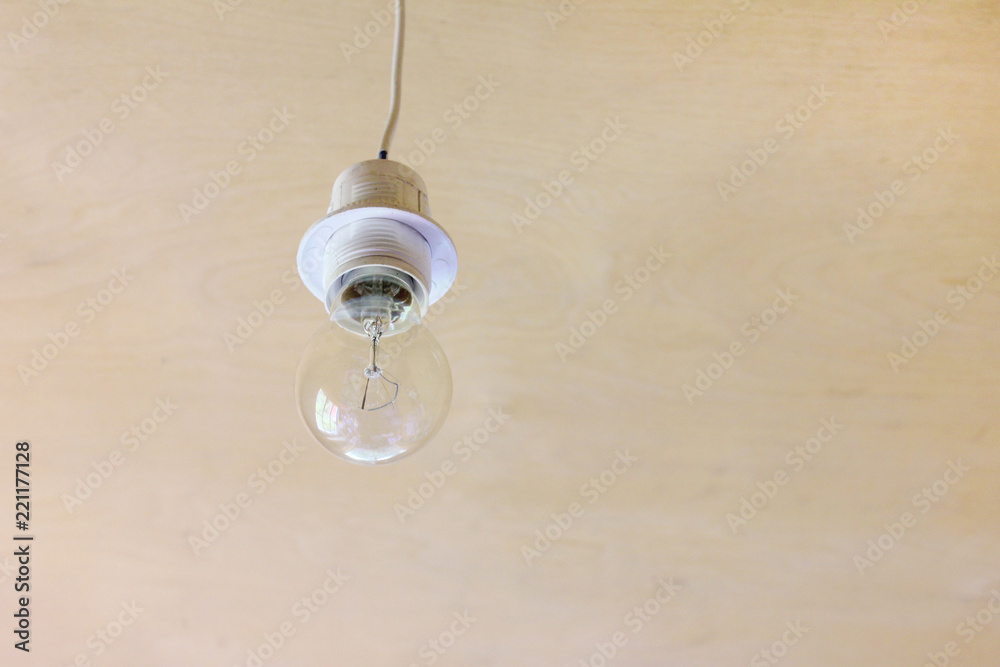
[2,1,999,665]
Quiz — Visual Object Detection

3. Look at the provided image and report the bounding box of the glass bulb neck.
[329,269,424,338]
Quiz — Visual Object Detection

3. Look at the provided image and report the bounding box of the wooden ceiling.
[2,0,999,664]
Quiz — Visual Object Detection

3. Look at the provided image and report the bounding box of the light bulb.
[295,270,452,465]
[295,159,458,464]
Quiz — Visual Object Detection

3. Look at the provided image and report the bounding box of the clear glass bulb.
[295,272,452,465]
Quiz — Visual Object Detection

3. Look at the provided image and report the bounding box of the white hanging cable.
[378,0,405,159]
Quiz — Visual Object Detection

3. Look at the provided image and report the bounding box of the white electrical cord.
[378,0,405,159]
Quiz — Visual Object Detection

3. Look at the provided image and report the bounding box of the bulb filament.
[361,317,398,411]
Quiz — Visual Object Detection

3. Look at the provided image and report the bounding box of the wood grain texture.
[1,0,999,664]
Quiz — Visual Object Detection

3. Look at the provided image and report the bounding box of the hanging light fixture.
[294,0,458,465]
